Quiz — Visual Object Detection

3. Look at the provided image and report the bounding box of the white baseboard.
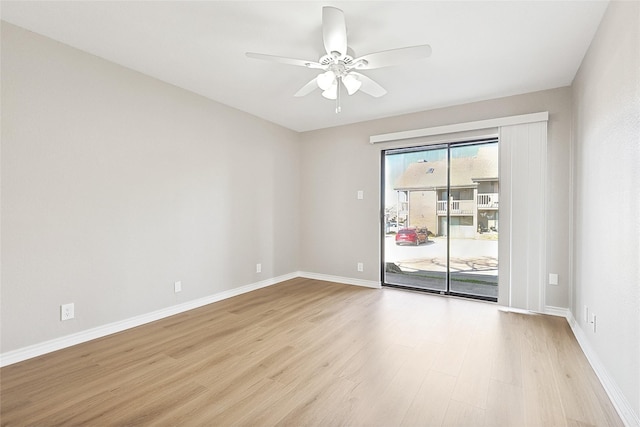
[481,304,638,426]
[544,305,571,318]
[297,271,381,289]
[16,275,637,427]
[497,306,571,318]
[0,272,298,367]
[567,312,640,427]
[497,306,533,315]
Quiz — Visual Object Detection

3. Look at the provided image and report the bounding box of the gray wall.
[300,87,572,309]
[0,19,578,353]
[572,1,640,418]
[1,23,301,353]
[2,7,637,418]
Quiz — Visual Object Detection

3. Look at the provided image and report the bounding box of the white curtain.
[498,121,548,310]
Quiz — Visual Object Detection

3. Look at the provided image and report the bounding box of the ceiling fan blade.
[322,6,347,57]
[353,45,432,70]
[350,72,387,97]
[246,52,323,69]
[294,77,320,97]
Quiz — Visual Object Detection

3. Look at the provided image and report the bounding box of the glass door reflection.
[383,140,499,301]
[383,145,448,293]
[448,142,499,299]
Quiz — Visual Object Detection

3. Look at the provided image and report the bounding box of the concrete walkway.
[384,235,498,298]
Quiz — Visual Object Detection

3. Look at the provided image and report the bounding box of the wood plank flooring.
[0,278,623,426]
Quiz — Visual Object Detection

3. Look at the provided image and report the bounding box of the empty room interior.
[1,1,638,426]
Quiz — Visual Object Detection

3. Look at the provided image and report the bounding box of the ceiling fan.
[246,6,432,112]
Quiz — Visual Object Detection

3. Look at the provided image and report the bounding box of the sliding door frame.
[374,113,549,312]
[380,138,499,302]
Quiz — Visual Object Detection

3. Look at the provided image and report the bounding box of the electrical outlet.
[174,281,182,293]
[357,262,364,272]
[256,263,262,273]
[591,313,597,333]
[357,190,364,200]
[61,303,74,321]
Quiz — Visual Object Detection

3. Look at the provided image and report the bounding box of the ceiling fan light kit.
[317,70,336,91]
[322,83,337,100]
[343,74,362,95]
[246,6,431,113]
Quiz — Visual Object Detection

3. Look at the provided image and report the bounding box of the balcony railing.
[478,193,499,209]
[437,193,499,215]
[437,200,475,215]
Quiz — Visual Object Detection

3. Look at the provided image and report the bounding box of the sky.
[384,144,484,210]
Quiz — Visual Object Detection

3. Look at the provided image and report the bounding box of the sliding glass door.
[383,144,448,293]
[382,140,499,301]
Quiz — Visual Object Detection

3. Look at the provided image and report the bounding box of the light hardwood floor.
[1,278,623,426]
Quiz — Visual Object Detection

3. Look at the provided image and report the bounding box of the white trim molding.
[498,306,638,426]
[498,305,570,319]
[0,272,379,367]
[497,306,534,315]
[567,312,640,427]
[544,305,571,318]
[0,272,299,367]
[370,112,549,144]
[298,271,381,289]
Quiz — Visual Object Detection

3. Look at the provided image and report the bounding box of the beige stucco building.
[393,144,499,238]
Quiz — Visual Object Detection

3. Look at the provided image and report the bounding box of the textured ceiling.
[1,1,608,132]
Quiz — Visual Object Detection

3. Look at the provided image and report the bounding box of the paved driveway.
[385,235,498,273]
[384,235,498,297]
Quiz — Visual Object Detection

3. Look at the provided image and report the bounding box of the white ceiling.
[1,1,608,132]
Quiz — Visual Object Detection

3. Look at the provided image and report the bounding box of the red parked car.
[395,228,428,246]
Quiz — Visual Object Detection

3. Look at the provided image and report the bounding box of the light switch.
[357,190,364,200]
[549,273,558,285]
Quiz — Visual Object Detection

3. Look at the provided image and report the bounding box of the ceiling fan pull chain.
[336,76,342,113]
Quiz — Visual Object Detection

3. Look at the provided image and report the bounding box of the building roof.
[394,145,498,191]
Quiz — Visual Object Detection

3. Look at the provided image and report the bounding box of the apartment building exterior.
[393,144,499,238]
